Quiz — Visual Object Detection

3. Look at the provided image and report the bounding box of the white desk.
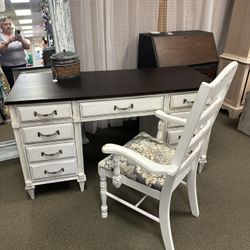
[6,67,211,199]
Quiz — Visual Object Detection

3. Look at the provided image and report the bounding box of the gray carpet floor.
[0,112,249,250]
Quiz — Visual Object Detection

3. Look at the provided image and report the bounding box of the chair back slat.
[170,61,238,181]
[187,122,211,154]
[197,97,222,129]
[172,145,201,189]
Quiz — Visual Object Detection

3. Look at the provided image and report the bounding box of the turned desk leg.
[198,156,207,173]
[198,130,211,173]
[78,179,85,192]
[26,185,35,199]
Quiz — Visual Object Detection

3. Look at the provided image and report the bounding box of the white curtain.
[69,0,159,132]
[167,0,234,54]
[70,0,159,71]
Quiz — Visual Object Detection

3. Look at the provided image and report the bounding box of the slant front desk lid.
[5,66,211,105]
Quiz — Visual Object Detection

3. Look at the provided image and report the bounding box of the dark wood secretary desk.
[138,30,218,79]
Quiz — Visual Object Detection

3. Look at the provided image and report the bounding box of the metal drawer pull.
[183,99,194,105]
[114,104,134,111]
[44,168,64,175]
[37,130,60,137]
[41,149,62,157]
[34,110,57,117]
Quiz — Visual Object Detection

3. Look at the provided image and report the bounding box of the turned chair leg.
[187,161,199,217]
[100,175,108,218]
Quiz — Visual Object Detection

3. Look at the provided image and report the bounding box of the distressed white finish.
[9,89,202,199]
[9,102,84,199]
[98,61,238,249]
[169,93,196,109]
[80,96,164,120]
[17,103,72,122]
[26,142,76,163]
[21,123,74,144]
[30,158,77,180]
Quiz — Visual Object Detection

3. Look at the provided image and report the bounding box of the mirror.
[0,0,74,161]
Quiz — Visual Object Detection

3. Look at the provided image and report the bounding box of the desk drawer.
[167,112,190,128]
[22,123,74,144]
[167,129,183,144]
[170,93,196,110]
[17,103,72,122]
[30,159,77,180]
[26,142,76,163]
[80,96,164,118]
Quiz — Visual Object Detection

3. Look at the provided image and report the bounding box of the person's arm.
[0,36,14,53]
[16,36,30,50]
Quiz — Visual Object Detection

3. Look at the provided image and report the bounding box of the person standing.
[0,16,30,88]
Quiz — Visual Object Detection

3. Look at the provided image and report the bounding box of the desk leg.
[74,121,86,191]
[78,180,85,192]
[198,156,207,173]
[78,173,86,192]
[198,130,211,173]
[25,184,35,199]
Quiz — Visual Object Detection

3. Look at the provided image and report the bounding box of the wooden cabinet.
[219,0,250,118]
[218,59,250,118]
[138,31,218,79]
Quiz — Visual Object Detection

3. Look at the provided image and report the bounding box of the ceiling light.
[25,34,33,37]
[15,9,31,16]
[23,30,33,34]
[11,0,30,3]
[21,25,32,30]
[19,19,32,24]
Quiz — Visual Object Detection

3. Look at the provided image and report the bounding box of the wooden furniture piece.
[98,62,238,250]
[6,67,211,199]
[219,0,250,118]
[138,30,218,79]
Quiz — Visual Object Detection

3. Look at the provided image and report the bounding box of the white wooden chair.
[98,61,238,250]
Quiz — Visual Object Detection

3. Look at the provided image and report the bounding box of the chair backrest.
[171,61,238,183]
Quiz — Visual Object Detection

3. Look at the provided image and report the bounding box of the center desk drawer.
[22,123,74,144]
[80,96,164,118]
[17,103,72,122]
[26,142,76,163]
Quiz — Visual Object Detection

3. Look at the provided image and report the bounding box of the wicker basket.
[42,46,55,66]
[50,50,80,79]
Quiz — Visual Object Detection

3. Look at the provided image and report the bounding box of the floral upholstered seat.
[99,132,175,191]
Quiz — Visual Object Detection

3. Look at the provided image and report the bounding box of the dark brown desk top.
[5,66,211,105]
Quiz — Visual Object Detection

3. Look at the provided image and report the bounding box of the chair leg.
[100,175,108,218]
[187,161,199,217]
[159,180,175,250]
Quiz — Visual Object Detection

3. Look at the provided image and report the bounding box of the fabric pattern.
[0,68,10,123]
[99,132,175,190]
